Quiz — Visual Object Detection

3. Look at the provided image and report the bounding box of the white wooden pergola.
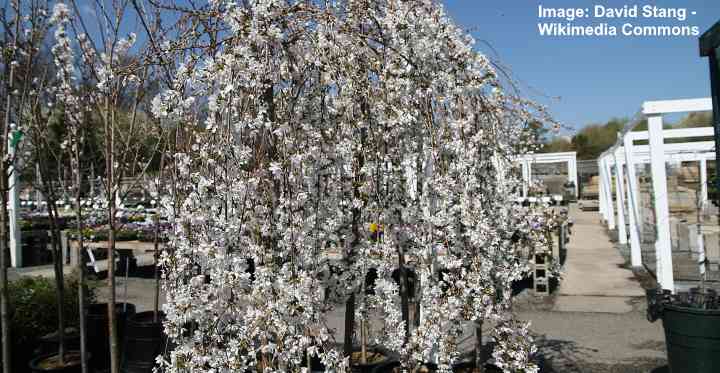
[598,97,714,292]
[518,151,578,197]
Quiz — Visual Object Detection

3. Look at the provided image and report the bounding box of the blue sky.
[442,1,720,134]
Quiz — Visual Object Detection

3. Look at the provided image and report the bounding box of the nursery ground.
[512,204,667,372]
[86,204,670,372]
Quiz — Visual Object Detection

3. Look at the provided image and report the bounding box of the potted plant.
[7,276,91,373]
[151,1,551,372]
[644,162,720,373]
[121,311,167,373]
[24,7,81,369]
[647,287,720,372]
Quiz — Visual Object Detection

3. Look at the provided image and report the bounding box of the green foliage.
[570,118,627,160]
[68,227,140,242]
[539,137,574,153]
[4,274,95,367]
[67,227,95,239]
[677,111,713,128]
[539,111,714,160]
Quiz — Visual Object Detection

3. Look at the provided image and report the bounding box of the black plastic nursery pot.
[86,302,136,371]
[121,311,167,373]
[300,350,326,372]
[28,351,87,373]
[350,349,397,373]
[661,304,720,373]
[387,361,500,373]
[36,328,81,357]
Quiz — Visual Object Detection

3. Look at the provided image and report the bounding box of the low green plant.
[128,215,147,223]
[67,228,140,242]
[3,273,95,369]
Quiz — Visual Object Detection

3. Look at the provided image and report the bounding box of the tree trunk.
[0,52,14,373]
[343,294,355,356]
[108,193,118,373]
[398,246,410,342]
[105,97,119,373]
[47,201,66,365]
[344,128,366,357]
[475,320,484,373]
[0,162,10,373]
[75,149,88,373]
[154,152,165,322]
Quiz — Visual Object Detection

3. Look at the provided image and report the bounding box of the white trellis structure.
[518,151,578,197]
[598,97,714,292]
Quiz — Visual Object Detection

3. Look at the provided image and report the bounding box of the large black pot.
[121,311,167,373]
[28,351,86,373]
[300,349,326,372]
[21,230,53,267]
[647,288,720,373]
[86,302,136,371]
[350,349,396,373]
[661,304,720,373]
[35,328,80,357]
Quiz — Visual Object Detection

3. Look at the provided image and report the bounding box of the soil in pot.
[121,311,167,373]
[29,351,84,373]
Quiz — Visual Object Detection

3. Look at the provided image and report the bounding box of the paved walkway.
[553,205,645,313]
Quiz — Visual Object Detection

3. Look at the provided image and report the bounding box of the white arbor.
[518,152,578,197]
[598,97,713,292]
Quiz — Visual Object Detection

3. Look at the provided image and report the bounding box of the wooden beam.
[642,98,713,115]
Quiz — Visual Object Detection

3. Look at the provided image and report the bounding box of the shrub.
[2,273,95,369]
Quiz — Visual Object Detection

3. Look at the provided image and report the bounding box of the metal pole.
[8,130,21,268]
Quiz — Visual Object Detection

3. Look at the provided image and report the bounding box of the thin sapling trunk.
[75,155,89,373]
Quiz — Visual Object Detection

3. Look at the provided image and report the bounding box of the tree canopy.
[539,112,714,160]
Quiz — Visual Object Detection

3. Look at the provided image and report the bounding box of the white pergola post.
[700,158,708,206]
[599,160,606,217]
[623,134,642,267]
[647,114,674,291]
[614,152,628,245]
[568,158,578,197]
[527,160,533,186]
[602,158,616,229]
[521,161,529,197]
[517,152,578,198]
